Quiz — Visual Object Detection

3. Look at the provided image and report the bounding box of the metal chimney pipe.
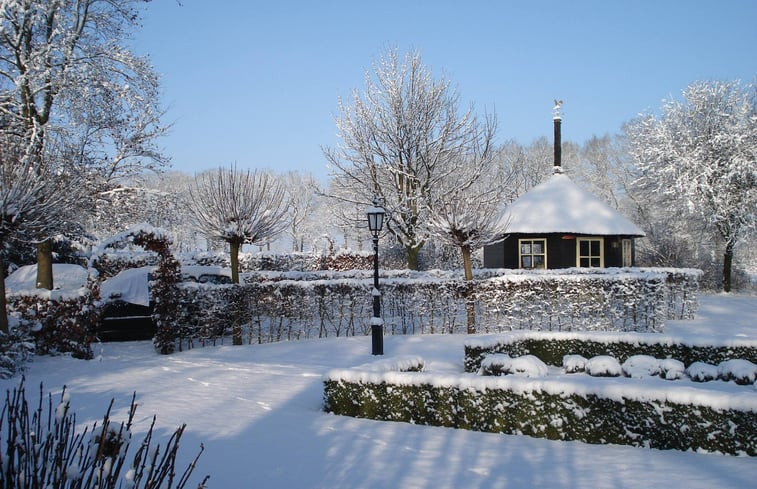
[553,115,562,170]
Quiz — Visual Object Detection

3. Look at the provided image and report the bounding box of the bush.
[0,325,35,379]
[0,379,209,489]
[7,281,101,360]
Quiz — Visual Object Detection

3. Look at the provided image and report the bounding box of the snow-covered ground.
[2,293,756,488]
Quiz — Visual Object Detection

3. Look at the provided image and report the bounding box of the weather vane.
[553,99,564,119]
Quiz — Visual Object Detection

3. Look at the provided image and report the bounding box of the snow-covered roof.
[496,173,645,236]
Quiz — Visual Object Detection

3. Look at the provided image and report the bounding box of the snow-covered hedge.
[464,331,757,373]
[476,267,700,331]
[323,366,757,456]
[181,249,376,272]
[6,281,100,360]
[174,268,699,341]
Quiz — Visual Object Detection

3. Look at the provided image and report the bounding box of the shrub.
[7,280,101,360]
[480,354,548,377]
[718,359,757,385]
[621,355,661,378]
[584,355,622,377]
[0,379,209,488]
[686,361,719,382]
[562,354,587,373]
[0,325,35,379]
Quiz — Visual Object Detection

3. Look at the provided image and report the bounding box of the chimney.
[553,100,563,173]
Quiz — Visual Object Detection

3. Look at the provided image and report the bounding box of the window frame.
[621,239,633,267]
[518,238,547,269]
[576,237,604,268]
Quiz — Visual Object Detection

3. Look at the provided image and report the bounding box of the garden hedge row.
[174,268,700,343]
[463,332,757,372]
[323,373,757,456]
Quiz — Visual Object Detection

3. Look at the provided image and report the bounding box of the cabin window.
[577,237,604,267]
[622,239,633,267]
[519,239,547,269]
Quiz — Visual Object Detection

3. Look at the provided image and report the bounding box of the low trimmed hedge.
[464,332,757,372]
[323,373,757,456]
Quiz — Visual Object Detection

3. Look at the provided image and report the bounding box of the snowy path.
[3,295,757,488]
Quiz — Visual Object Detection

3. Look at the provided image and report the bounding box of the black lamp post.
[366,197,385,355]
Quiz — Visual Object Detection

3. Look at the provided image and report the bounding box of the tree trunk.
[229,240,242,345]
[230,241,240,285]
[0,252,9,334]
[462,244,476,334]
[723,240,734,293]
[36,240,53,290]
[461,244,474,281]
[406,245,421,271]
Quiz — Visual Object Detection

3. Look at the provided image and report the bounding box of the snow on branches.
[626,80,757,291]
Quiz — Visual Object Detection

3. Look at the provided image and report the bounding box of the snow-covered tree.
[573,134,632,211]
[626,80,757,291]
[0,129,78,332]
[324,48,496,270]
[0,0,167,289]
[493,137,580,204]
[427,158,509,282]
[283,171,320,252]
[426,153,510,333]
[188,166,289,284]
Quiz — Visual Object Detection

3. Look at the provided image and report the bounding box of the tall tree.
[324,48,496,270]
[0,0,167,289]
[626,80,757,291]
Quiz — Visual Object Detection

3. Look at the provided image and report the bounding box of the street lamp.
[366,197,386,355]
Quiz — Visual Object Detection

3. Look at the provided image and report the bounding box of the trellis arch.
[93,224,180,354]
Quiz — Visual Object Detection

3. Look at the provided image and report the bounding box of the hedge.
[323,371,757,456]
[172,268,700,343]
[463,332,757,373]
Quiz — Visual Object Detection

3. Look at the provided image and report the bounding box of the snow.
[687,362,720,382]
[584,355,623,377]
[99,266,153,306]
[480,353,549,377]
[1,286,756,487]
[495,173,646,236]
[563,354,587,373]
[5,263,91,300]
[6,263,89,293]
[99,265,232,306]
[622,355,661,378]
[660,358,686,380]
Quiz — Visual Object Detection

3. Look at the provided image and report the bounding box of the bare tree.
[324,48,496,270]
[626,80,757,291]
[188,166,289,284]
[427,153,510,333]
[0,0,168,289]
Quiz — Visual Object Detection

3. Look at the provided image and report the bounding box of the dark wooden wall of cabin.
[483,234,637,269]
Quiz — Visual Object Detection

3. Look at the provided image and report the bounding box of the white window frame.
[518,238,547,269]
[621,239,633,267]
[576,237,604,268]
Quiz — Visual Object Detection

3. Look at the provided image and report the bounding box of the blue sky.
[132,0,757,181]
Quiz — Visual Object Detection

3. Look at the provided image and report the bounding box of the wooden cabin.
[483,108,645,269]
